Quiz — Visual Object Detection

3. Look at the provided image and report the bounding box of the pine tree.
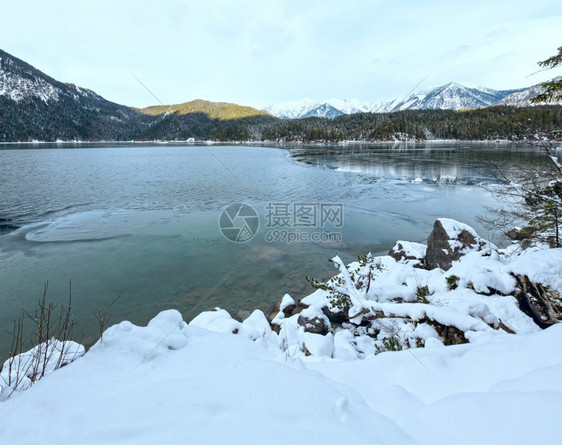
[531,46,562,105]
[479,46,562,248]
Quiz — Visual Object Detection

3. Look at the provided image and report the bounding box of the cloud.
[1,0,561,107]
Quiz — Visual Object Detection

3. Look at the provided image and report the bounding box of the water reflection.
[289,142,550,185]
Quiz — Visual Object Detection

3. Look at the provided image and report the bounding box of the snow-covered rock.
[425,218,497,271]
[388,240,427,266]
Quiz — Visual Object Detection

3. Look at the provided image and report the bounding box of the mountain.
[386,82,521,112]
[140,99,269,120]
[0,49,273,142]
[264,98,320,119]
[264,82,551,119]
[264,98,381,119]
[0,48,146,141]
[1,48,558,142]
[497,78,561,107]
[301,103,344,119]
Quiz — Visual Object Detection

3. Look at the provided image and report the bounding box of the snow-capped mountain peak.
[387,82,517,112]
[264,81,545,119]
[263,98,320,119]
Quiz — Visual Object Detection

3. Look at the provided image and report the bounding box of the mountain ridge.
[264,82,548,119]
[1,48,560,142]
[0,48,274,141]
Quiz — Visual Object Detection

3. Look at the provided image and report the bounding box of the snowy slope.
[301,103,345,118]
[0,49,107,105]
[0,48,147,141]
[388,82,520,111]
[497,78,561,106]
[0,56,61,102]
[325,98,376,114]
[265,97,382,119]
[264,98,320,119]
[0,309,560,444]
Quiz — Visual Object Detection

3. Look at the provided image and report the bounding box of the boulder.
[268,294,296,323]
[425,218,495,271]
[322,304,349,325]
[506,227,529,241]
[297,313,330,335]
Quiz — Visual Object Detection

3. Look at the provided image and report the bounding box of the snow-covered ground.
[0,309,560,444]
[1,220,561,444]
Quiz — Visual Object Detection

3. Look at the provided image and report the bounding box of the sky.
[1,0,561,109]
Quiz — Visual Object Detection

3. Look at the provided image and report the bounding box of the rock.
[268,294,296,323]
[388,240,427,267]
[425,218,495,271]
[297,313,330,335]
[322,304,348,325]
[506,227,558,248]
[506,227,529,241]
[512,274,561,329]
[248,245,287,263]
[289,301,308,316]
[426,319,468,345]
[234,309,251,321]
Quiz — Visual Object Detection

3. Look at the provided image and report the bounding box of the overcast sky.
[1,0,561,108]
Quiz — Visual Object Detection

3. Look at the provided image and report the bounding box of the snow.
[0,52,97,105]
[390,240,427,263]
[0,67,60,103]
[0,311,413,444]
[279,293,295,312]
[264,98,320,119]
[0,309,561,444]
[438,217,479,239]
[0,339,84,401]
[550,155,562,169]
[508,248,562,292]
[265,97,391,118]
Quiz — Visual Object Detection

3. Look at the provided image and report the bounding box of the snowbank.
[0,309,560,444]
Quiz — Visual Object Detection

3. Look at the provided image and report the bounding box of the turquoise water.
[0,142,549,355]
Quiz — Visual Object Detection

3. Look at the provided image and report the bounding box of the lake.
[0,142,550,355]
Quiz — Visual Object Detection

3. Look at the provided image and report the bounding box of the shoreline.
[0,138,540,147]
